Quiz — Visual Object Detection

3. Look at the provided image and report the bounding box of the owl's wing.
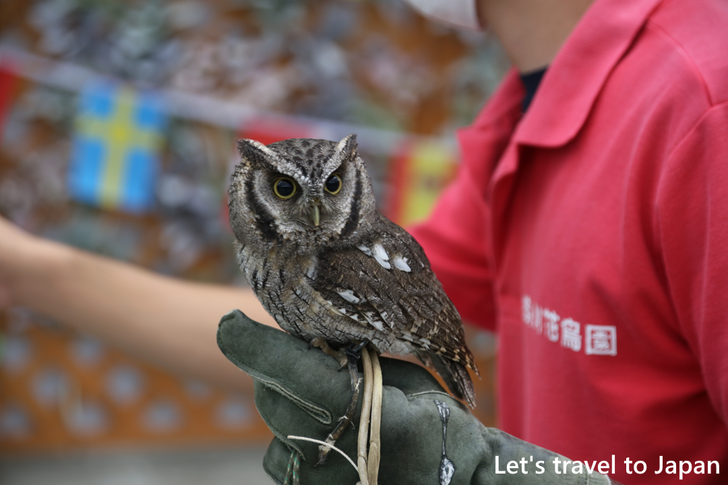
[311,216,477,372]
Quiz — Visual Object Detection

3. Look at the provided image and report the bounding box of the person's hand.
[217,310,613,485]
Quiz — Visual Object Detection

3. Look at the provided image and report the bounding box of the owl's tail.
[431,353,477,409]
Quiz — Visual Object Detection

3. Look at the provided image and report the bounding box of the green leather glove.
[217,309,613,485]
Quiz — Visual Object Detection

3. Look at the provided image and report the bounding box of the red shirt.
[411,0,728,482]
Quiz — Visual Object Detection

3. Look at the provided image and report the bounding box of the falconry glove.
[217,309,614,485]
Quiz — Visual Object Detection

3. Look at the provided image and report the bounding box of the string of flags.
[1,49,460,223]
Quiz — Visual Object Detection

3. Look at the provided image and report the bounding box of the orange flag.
[386,138,458,227]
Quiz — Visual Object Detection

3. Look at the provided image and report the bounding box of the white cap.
[404,0,482,31]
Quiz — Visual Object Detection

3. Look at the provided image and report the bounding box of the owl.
[228,134,479,408]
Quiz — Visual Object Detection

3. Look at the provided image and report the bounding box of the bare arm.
[0,216,276,392]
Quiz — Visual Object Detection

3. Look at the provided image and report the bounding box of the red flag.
[0,62,19,138]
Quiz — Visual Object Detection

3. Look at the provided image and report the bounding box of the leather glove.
[217,309,613,485]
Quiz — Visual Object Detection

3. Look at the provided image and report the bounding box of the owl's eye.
[324,173,342,195]
[273,177,297,199]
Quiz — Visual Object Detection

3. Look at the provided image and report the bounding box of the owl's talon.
[310,337,350,369]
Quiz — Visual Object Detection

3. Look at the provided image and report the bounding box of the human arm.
[0,216,277,391]
[217,309,617,485]
[656,103,728,423]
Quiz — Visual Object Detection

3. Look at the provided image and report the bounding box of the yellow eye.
[273,177,297,199]
[324,173,342,195]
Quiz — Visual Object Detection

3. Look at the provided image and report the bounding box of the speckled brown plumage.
[228,135,479,407]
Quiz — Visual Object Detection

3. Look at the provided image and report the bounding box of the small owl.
[228,134,479,408]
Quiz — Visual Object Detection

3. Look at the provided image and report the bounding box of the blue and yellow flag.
[68,82,166,213]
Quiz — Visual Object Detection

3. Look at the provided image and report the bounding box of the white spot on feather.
[357,245,372,256]
[372,243,391,269]
[393,256,411,272]
[363,312,385,332]
[372,243,389,261]
[337,289,361,304]
[379,311,394,328]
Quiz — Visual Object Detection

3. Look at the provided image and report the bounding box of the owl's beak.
[310,204,320,226]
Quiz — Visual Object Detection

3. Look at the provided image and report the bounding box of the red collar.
[470,0,665,148]
[516,0,665,147]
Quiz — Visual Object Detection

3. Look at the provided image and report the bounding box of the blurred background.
[0,0,508,483]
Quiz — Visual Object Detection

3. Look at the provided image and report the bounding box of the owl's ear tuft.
[335,134,358,161]
[237,138,276,163]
